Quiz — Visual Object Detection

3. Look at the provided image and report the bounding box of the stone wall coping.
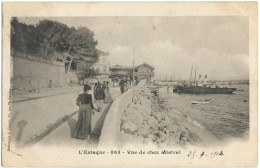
[98,80,146,148]
[12,51,64,67]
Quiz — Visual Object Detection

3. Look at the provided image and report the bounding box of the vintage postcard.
[2,2,258,167]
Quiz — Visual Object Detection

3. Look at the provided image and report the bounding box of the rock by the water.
[122,122,137,134]
[119,84,193,148]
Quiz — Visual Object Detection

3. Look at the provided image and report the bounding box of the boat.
[191,99,211,104]
[176,85,237,94]
[173,64,237,94]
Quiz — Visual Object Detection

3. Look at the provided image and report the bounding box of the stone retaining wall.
[11,52,78,92]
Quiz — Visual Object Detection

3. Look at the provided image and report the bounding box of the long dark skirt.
[120,86,124,94]
[73,104,92,139]
[95,87,105,100]
[104,88,112,103]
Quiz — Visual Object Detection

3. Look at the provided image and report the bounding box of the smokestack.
[204,75,207,85]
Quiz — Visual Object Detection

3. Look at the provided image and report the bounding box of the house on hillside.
[76,50,110,84]
[80,50,110,84]
[93,50,110,81]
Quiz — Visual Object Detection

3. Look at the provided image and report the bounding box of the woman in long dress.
[94,82,105,111]
[93,83,98,100]
[74,85,95,140]
[104,81,112,103]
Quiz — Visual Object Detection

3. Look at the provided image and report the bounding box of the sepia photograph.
[2,2,257,167]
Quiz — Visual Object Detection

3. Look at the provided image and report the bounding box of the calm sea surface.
[158,85,249,140]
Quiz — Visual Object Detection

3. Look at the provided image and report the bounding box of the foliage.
[11,18,99,65]
[76,66,100,84]
[11,17,40,54]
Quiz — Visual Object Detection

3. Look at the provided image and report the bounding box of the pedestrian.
[124,77,128,92]
[104,81,112,103]
[74,84,95,140]
[119,79,125,94]
[95,81,105,111]
[101,81,106,101]
[93,83,98,99]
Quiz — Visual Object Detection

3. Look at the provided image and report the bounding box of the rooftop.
[110,63,155,70]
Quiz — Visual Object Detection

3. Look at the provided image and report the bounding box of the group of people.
[73,81,112,140]
[119,77,135,94]
[73,77,141,140]
[94,81,113,106]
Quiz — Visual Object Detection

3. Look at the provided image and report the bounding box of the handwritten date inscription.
[187,150,224,159]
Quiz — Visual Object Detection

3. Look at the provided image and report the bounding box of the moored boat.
[176,85,236,94]
[191,99,211,104]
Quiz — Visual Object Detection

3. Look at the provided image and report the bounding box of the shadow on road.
[88,103,112,147]
[65,103,113,148]
[67,116,77,138]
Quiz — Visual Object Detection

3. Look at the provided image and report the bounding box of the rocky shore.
[118,85,201,148]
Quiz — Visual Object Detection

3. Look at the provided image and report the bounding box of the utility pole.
[132,48,135,102]
[194,64,197,86]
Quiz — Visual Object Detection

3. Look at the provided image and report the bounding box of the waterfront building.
[110,65,133,76]
[135,63,155,83]
[110,62,155,83]
[76,50,110,84]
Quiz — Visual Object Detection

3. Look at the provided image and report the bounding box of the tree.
[65,26,99,72]
[11,18,100,74]
[35,19,71,57]
[34,20,99,72]
[76,66,99,85]
[11,18,101,87]
[11,17,40,54]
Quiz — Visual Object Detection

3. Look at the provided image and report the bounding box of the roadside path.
[33,87,121,148]
[10,85,120,147]
[12,85,82,103]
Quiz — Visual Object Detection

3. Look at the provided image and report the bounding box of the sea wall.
[116,86,220,149]
[11,52,78,92]
[118,87,192,148]
[98,80,146,148]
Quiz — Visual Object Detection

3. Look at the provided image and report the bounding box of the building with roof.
[110,65,133,76]
[92,50,110,82]
[84,50,110,84]
[76,50,110,84]
[135,63,155,82]
[110,63,155,83]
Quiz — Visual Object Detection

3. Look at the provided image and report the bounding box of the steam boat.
[176,85,237,94]
[173,64,237,94]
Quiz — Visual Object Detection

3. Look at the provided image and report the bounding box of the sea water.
[158,85,249,140]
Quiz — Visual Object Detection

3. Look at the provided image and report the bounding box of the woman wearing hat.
[74,84,95,140]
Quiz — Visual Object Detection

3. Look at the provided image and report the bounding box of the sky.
[18,16,249,80]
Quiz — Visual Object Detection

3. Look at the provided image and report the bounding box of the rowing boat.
[191,99,211,104]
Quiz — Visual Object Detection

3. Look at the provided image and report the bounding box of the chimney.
[204,75,207,85]
[199,75,202,84]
